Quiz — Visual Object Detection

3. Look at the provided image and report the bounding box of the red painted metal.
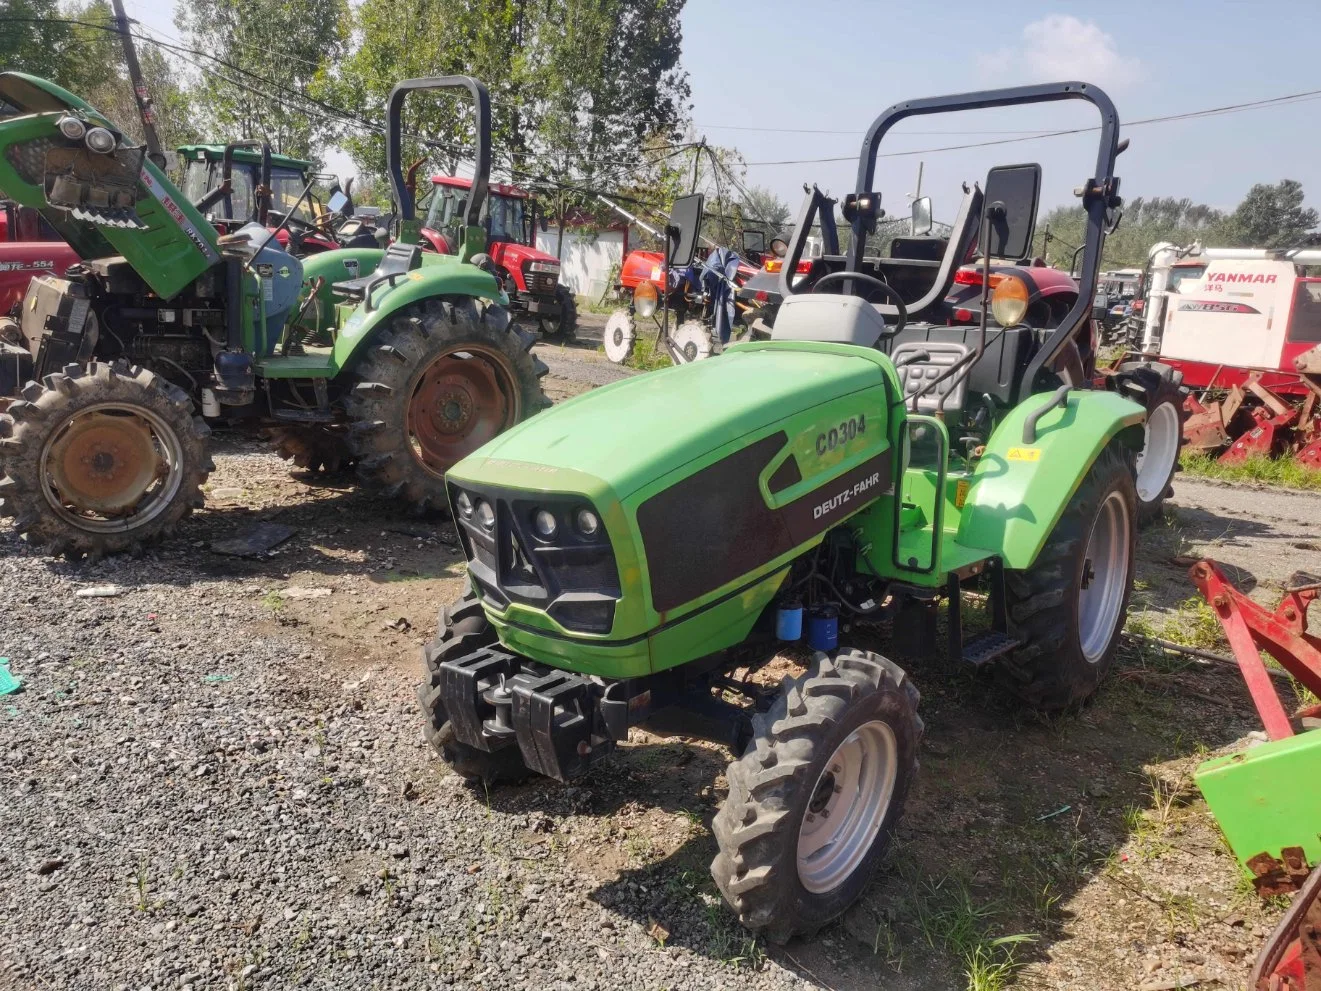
[1189,560,1321,742]
[1250,860,1321,991]
[1219,405,1298,464]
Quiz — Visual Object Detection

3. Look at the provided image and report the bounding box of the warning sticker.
[1006,447,1041,462]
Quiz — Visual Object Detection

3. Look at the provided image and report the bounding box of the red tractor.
[416,175,576,339]
[0,201,79,317]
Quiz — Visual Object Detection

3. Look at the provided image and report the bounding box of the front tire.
[418,587,532,785]
[0,360,211,558]
[538,286,577,341]
[999,442,1137,710]
[343,297,550,511]
[1114,361,1187,525]
[711,650,922,944]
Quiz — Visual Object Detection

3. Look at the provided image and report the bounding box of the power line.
[698,123,1062,136]
[740,87,1321,166]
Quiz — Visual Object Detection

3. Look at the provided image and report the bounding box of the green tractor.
[0,72,548,557]
[418,81,1143,941]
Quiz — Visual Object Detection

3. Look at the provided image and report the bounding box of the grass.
[624,333,673,372]
[1180,451,1321,491]
[260,590,285,613]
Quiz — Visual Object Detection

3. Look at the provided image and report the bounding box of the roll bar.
[852,81,1121,391]
[386,76,490,226]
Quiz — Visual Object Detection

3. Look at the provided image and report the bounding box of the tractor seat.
[333,242,422,302]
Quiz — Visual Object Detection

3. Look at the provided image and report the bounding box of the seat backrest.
[374,241,421,277]
[770,293,891,347]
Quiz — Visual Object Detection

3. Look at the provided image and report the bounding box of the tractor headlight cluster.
[475,499,495,530]
[455,490,474,519]
[528,261,559,274]
[633,282,659,318]
[529,505,601,543]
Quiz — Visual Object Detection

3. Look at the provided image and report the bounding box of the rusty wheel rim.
[406,346,519,477]
[39,402,185,533]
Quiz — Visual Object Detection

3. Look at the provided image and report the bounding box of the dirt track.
[1,326,1318,990]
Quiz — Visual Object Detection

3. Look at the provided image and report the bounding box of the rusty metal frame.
[1189,560,1321,741]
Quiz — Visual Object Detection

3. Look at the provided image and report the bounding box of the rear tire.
[0,360,211,558]
[418,586,532,785]
[343,297,550,512]
[999,442,1137,711]
[1114,361,1187,525]
[711,650,922,943]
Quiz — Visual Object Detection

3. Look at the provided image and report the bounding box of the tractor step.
[962,631,1021,667]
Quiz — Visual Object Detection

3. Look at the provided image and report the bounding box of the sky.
[124,0,1321,223]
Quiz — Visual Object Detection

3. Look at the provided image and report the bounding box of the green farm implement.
[417,80,1148,940]
[0,72,547,557]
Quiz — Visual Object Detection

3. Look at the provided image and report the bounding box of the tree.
[0,0,119,95]
[738,186,792,237]
[175,0,351,159]
[321,0,689,209]
[1221,180,1319,248]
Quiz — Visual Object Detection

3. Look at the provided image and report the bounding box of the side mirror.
[981,163,1041,260]
[327,190,350,215]
[910,196,932,236]
[667,193,704,267]
[741,229,765,255]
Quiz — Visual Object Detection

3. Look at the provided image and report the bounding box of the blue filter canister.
[806,607,839,652]
[776,602,803,641]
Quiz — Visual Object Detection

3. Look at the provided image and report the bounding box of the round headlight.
[575,508,600,536]
[454,490,473,518]
[57,116,86,140]
[991,275,1030,328]
[633,282,659,319]
[533,509,557,540]
[475,500,495,530]
[84,127,117,154]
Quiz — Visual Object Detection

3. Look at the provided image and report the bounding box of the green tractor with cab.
[0,72,548,557]
[418,81,1144,941]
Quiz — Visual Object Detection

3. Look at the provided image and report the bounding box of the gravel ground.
[0,539,817,991]
[1,331,1317,990]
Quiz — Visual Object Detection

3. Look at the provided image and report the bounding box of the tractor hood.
[453,341,896,501]
[488,240,557,270]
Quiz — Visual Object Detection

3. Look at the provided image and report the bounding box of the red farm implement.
[1188,560,1321,990]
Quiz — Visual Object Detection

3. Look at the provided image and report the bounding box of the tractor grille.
[6,138,57,186]
[526,272,558,295]
[448,482,620,635]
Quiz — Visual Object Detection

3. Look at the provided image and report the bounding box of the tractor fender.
[298,247,385,335]
[957,389,1145,570]
[330,258,508,370]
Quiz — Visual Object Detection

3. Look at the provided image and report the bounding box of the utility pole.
[110,0,163,168]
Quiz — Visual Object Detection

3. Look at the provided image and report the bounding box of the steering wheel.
[811,271,908,336]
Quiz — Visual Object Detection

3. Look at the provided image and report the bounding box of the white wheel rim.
[796,720,898,894]
[1135,400,1180,503]
[1078,489,1131,663]
[603,311,634,363]
[671,322,712,364]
